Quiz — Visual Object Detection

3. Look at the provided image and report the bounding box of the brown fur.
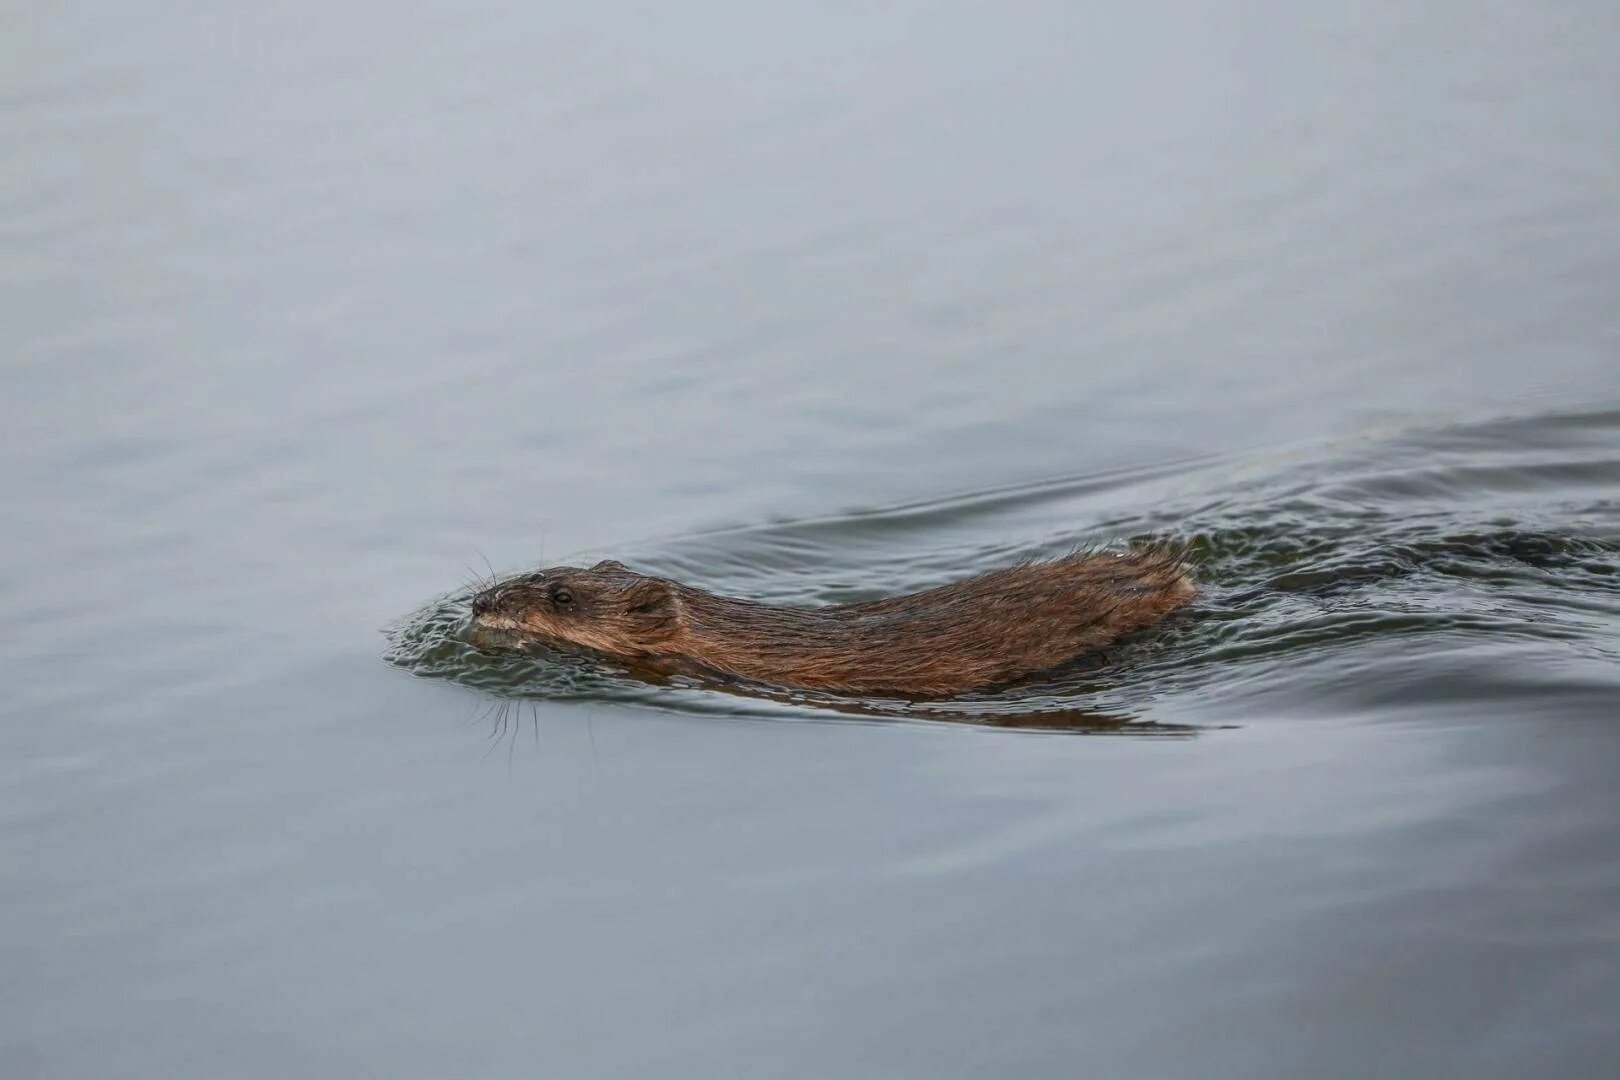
[471,551,1195,697]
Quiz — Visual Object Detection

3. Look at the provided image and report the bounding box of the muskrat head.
[470,560,682,657]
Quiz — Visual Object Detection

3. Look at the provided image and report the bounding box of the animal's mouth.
[467,611,535,653]
[474,611,521,630]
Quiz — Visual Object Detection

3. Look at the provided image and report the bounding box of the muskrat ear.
[623,578,677,619]
[593,559,627,572]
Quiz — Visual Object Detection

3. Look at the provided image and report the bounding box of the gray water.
[5,2,1620,1077]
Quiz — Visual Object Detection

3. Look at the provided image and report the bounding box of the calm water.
[5,2,1620,1077]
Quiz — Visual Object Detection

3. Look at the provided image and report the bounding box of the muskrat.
[469,549,1194,697]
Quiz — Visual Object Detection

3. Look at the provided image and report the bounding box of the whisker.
[507,708,520,774]
[587,710,598,777]
[482,716,505,763]
[465,696,497,729]
[472,546,499,593]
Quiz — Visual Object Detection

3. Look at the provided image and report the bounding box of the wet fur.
[471,550,1195,697]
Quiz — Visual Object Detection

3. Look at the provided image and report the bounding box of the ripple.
[388,408,1620,732]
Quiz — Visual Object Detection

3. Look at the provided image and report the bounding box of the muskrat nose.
[471,590,496,616]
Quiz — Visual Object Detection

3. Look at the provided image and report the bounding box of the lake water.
[5,2,1619,1077]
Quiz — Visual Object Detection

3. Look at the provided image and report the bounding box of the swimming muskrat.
[469,549,1194,697]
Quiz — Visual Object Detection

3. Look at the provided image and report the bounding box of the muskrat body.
[470,549,1194,697]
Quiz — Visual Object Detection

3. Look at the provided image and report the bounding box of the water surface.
[4,2,1620,1077]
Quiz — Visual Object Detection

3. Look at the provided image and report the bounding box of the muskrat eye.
[552,588,573,606]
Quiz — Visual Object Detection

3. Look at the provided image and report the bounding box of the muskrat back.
[471,549,1194,697]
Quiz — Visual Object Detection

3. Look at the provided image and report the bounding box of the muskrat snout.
[470,581,531,630]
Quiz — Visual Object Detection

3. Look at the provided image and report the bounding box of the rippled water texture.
[391,409,1620,736]
[5,2,1620,1078]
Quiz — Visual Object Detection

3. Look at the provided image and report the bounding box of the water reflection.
[458,624,1196,735]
